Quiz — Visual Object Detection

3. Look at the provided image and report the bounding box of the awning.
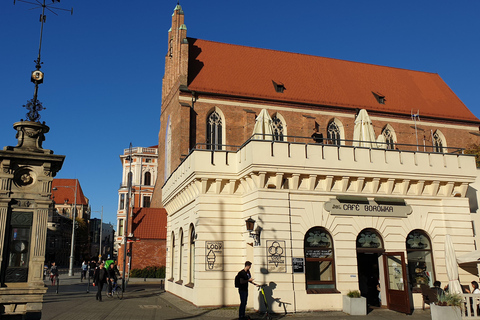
[457,250,480,265]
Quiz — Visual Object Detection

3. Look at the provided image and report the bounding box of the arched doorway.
[356,228,384,307]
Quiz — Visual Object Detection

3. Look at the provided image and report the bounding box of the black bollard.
[56,277,59,294]
[87,273,90,293]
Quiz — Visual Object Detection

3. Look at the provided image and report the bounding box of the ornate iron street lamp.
[245,217,261,246]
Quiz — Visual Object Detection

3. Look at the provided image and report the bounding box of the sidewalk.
[41,277,432,320]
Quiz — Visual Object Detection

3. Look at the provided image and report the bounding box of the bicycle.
[257,284,272,320]
[107,280,123,299]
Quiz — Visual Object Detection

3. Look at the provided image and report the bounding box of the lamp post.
[123,143,133,292]
[53,180,78,276]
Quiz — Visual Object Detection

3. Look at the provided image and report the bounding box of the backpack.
[234,271,241,288]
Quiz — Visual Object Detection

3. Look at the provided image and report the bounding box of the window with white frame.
[144,172,151,186]
[206,110,222,150]
[327,120,341,145]
[272,115,285,141]
[433,130,445,153]
[382,126,396,149]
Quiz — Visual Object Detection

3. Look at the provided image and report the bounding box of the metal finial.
[14,0,73,122]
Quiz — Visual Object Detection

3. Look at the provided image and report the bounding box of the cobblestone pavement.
[41,277,432,320]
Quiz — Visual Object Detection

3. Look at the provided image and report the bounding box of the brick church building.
[150,4,480,313]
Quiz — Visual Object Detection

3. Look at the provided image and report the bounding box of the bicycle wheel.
[116,287,123,299]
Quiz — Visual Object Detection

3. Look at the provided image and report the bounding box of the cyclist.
[106,262,119,296]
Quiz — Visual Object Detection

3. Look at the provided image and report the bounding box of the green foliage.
[346,290,361,298]
[130,265,165,278]
[437,292,463,307]
[464,143,480,168]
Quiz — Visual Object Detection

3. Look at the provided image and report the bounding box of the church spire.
[162,2,189,102]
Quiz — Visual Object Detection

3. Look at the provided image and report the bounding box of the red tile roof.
[52,179,88,205]
[187,38,479,123]
[132,208,167,240]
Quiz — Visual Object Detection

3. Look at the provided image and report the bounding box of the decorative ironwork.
[357,229,382,248]
[14,0,73,122]
[406,231,430,249]
[305,230,331,247]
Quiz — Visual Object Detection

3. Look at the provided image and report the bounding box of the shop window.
[144,172,151,186]
[272,114,285,141]
[406,230,435,291]
[304,227,337,293]
[206,110,223,150]
[327,120,342,146]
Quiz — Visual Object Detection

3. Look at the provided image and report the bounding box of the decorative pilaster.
[0,204,8,267]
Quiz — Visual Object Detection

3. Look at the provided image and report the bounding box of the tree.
[464,144,480,168]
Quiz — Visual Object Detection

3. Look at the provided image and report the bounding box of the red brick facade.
[118,239,166,272]
[118,207,167,273]
[152,5,480,208]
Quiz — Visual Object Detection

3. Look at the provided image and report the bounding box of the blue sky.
[2,0,480,225]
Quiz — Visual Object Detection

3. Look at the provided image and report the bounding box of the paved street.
[41,277,432,320]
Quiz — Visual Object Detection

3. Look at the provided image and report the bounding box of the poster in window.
[266,240,286,273]
[205,241,223,271]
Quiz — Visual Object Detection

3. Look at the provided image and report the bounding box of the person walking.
[94,262,109,302]
[236,261,256,320]
[81,260,88,282]
[49,262,59,286]
[89,260,97,278]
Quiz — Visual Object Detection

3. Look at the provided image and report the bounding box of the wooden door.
[383,252,411,314]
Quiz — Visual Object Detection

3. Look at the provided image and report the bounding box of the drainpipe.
[287,191,297,312]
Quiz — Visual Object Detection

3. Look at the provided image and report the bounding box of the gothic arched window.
[433,130,445,153]
[382,126,395,150]
[327,121,341,145]
[272,115,285,141]
[206,111,222,150]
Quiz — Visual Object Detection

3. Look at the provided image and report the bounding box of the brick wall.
[117,239,166,273]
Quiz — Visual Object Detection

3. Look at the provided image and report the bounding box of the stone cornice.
[162,141,477,212]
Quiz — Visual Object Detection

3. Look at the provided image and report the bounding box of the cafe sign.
[324,196,412,217]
